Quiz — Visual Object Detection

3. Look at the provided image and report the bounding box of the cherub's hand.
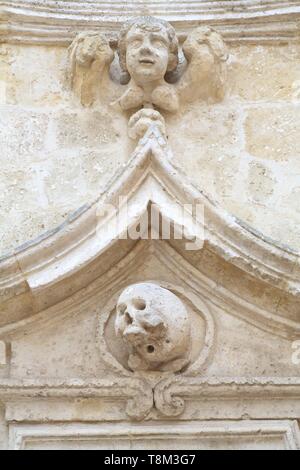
[179,27,228,102]
[128,108,166,140]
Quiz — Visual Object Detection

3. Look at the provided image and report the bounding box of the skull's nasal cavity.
[125,312,133,324]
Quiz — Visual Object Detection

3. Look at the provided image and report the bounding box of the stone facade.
[0,1,299,450]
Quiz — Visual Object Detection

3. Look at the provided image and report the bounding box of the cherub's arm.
[68,32,115,107]
[177,27,228,103]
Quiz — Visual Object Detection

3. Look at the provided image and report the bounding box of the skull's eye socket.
[147,345,155,354]
[118,303,127,315]
[132,298,146,310]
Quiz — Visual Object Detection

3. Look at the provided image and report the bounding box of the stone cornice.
[0,0,300,46]
[1,378,300,424]
[1,377,299,400]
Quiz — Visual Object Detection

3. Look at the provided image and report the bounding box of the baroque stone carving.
[98,280,215,419]
[68,32,114,107]
[128,108,167,140]
[115,283,191,372]
[2,2,300,450]
[68,16,228,137]
[117,17,180,113]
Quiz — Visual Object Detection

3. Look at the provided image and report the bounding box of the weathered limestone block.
[168,103,241,196]
[229,44,300,102]
[245,106,300,161]
[247,161,275,204]
[0,45,68,107]
[0,106,49,161]
[282,186,300,215]
[55,110,122,148]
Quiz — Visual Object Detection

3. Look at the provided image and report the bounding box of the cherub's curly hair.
[118,16,179,80]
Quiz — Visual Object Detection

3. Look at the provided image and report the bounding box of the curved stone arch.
[1,1,300,45]
[0,127,299,337]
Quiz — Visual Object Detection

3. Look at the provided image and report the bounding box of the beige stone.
[55,110,122,148]
[247,161,275,203]
[2,45,68,107]
[115,283,191,372]
[0,6,300,451]
[1,37,300,254]
[69,17,227,118]
[229,44,300,102]
[245,106,300,161]
[0,342,6,366]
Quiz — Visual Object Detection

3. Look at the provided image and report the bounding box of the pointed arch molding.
[1,1,300,45]
[0,127,299,338]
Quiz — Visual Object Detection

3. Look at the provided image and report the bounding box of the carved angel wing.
[177,27,229,103]
[68,32,115,106]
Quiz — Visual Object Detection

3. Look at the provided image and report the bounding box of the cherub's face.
[126,25,170,85]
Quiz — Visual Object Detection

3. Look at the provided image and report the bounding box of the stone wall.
[0,3,300,450]
[1,41,300,256]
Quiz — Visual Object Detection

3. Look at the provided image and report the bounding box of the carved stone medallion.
[98,281,215,419]
[115,283,191,372]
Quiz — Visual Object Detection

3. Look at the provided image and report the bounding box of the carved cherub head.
[69,18,228,129]
[115,283,191,372]
[118,16,179,86]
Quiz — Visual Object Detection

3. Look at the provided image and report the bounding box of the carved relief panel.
[98,280,215,419]
[68,16,228,139]
[1,7,300,450]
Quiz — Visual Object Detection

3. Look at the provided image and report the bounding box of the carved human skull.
[115,283,191,372]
